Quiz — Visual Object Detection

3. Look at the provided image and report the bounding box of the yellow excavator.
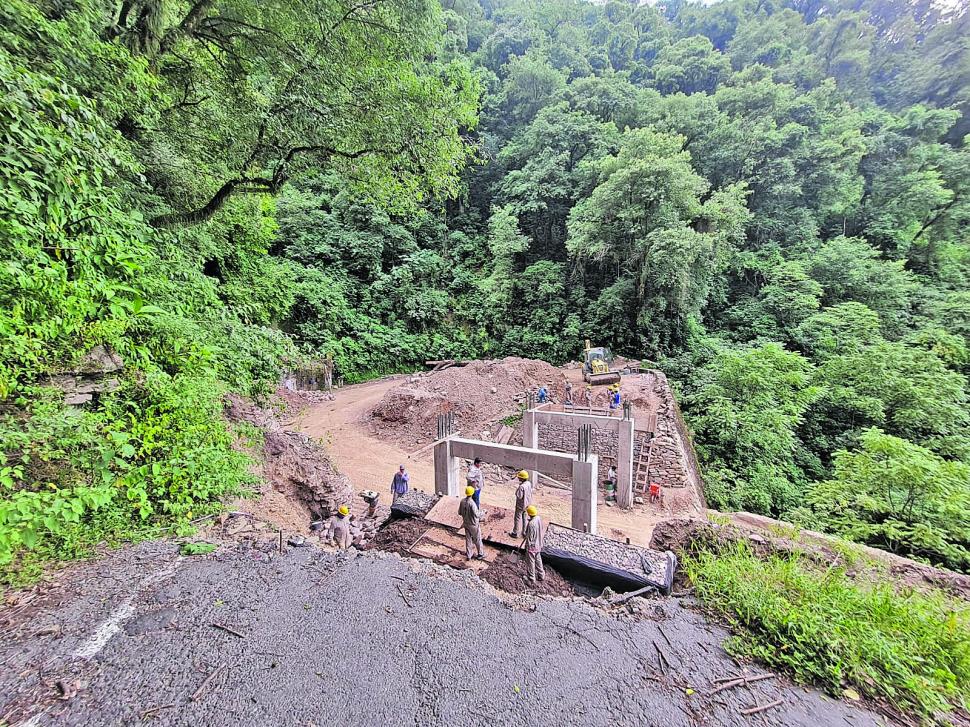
[583,340,622,386]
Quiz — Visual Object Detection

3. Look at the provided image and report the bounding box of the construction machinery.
[583,340,622,386]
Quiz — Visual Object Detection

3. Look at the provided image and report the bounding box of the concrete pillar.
[616,418,635,509]
[571,455,598,535]
[433,439,459,497]
[522,409,539,488]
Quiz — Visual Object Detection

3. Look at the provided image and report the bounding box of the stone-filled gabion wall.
[644,373,692,490]
[537,422,617,483]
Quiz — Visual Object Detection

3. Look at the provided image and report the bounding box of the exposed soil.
[224,394,353,526]
[363,517,432,556]
[478,550,575,597]
[367,357,567,446]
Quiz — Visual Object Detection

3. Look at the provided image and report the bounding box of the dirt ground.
[366,357,566,447]
[478,550,576,598]
[289,370,700,546]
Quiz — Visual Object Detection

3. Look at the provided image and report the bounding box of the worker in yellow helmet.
[508,470,532,538]
[458,485,484,560]
[523,504,545,583]
[328,505,352,549]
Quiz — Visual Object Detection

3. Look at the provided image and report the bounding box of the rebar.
[577,423,591,461]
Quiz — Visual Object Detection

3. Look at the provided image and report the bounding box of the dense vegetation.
[687,542,969,719]
[1,0,968,582]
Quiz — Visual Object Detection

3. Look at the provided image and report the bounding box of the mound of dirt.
[480,550,575,597]
[363,517,431,555]
[367,357,568,445]
[224,395,354,522]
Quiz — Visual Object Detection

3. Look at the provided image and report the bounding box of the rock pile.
[390,490,438,517]
[349,517,381,548]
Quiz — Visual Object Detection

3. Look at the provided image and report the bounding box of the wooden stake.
[190,664,226,702]
[210,623,245,639]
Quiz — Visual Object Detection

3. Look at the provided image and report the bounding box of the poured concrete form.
[524,408,636,510]
[433,437,599,534]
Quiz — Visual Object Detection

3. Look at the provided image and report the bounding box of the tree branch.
[148,146,391,228]
[910,196,959,244]
[160,0,216,53]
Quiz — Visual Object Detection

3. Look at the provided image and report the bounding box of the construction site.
[2,357,967,727]
[279,356,705,590]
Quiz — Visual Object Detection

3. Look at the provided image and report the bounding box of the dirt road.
[0,541,884,727]
[292,377,436,498]
[292,377,694,545]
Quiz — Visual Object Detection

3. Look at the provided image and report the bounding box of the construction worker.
[582,384,592,407]
[458,485,484,560]
[537,384,548,404]
[466,457,485,507]
[564,379,573,405]
[508,470,532,538]
[523,505,545,582]
[609,385,620,410]
[329,505,352,549]
[390,464,409,504]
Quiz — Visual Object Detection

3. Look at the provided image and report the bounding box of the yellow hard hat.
[526,505,538,517]
[517,470,529,480]
[465,485,475,496]
[338,505,349,516]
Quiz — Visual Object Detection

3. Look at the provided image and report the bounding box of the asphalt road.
[1,540,884,727]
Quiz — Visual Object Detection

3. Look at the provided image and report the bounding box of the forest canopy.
[1,0,968,574]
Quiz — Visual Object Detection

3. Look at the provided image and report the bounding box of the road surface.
[1,539,884,727]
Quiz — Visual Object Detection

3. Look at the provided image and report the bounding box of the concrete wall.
[434,436,599,533]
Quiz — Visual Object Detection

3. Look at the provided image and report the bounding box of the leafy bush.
[687,543,970,721]
[0,375,255,576]
[809,429,970,571]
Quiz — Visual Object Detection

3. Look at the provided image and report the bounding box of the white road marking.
[73,600,136,660]
[72,559,181,660]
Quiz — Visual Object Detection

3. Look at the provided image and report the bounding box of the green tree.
[568,128,749,353]
[685,343,821,515]
[651,35,731,94]
[810,429,970,570]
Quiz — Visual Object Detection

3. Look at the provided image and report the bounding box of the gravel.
[544,524,671,578]
[390,490,438,516]
[0,541,884,727]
